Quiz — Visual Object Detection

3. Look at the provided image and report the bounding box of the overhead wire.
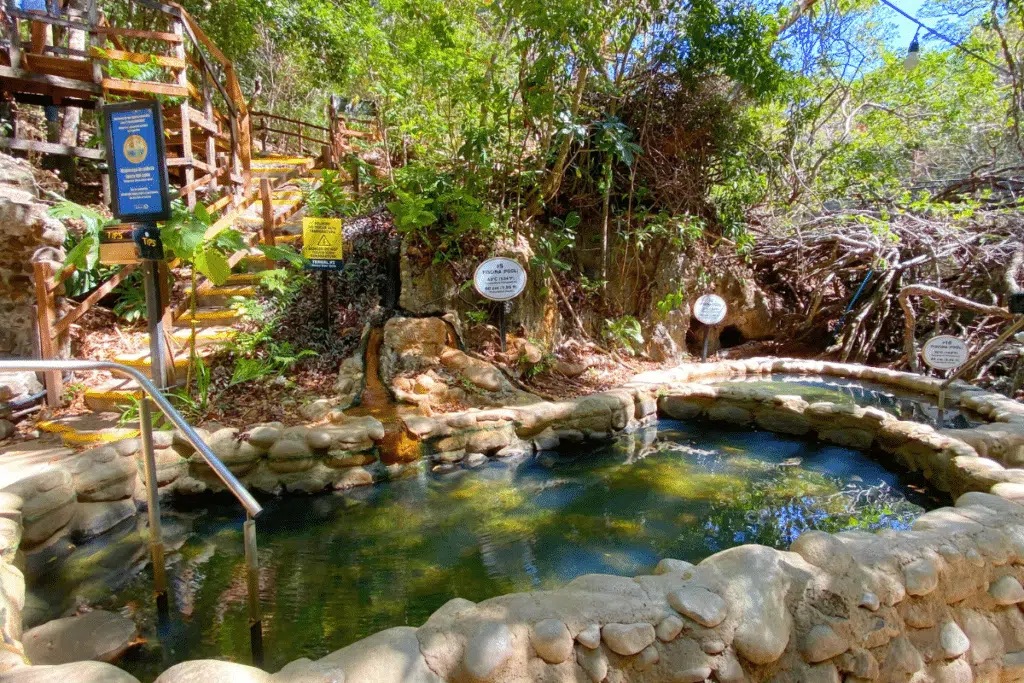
[876,0,1012,75]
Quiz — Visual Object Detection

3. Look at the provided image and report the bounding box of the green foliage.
[161,202,236,286]
[50,201,112,283]
[112,272,147,323]
[304,170,359,218]
[531,212,579,292]
[386,163,498,263]
[604,315,644,353]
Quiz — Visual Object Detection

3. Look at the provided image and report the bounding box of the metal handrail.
[0,359,265,665]
[0,360,261,515]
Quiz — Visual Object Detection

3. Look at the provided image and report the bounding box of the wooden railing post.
[32,261,62,407]
[172,18,195,208]
[260,179,275,246]
[297,122,304,155]
[202,68,218,192]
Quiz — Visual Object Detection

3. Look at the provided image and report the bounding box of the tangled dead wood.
[751,205,1023,392]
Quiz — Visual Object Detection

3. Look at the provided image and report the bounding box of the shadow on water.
[31,420,939,680]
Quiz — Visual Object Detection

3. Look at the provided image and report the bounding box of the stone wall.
[0,153,66,359]
[5,358,1024,681]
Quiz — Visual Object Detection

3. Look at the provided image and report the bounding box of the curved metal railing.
[0,359,266,664]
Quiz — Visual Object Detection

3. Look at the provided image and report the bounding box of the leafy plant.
[112,271,147,323]
[604,315,644,354]
[228,341,317,387]
[50,201,114,286]
[466,310,489,324]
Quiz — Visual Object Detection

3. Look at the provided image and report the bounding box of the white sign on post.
[922,335,968,370]
[474,257,527,301]
[693,294,727,325]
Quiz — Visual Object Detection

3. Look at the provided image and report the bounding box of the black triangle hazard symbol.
[316,233,333,247]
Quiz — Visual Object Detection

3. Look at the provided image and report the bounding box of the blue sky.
[883,0,929,46]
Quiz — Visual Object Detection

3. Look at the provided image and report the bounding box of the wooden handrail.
[252,111,330,133]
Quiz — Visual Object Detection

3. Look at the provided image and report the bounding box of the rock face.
[22,610,138,665]
[380,316,534,410]
[0,153,67,358]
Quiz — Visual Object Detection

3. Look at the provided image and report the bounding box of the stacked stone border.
[3,358,1024,680]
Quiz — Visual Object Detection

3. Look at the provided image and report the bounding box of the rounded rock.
[530,619,572,664]
[464,622,514,680]
[668,586,728,628]
[576,624,601,649]
[802,624,849,663]
[653,558,695,576]
[655,615,683,642]
[601,622,655,656]
[903,558,939,596]
[939,621,970,659]
[636,645,659,671]
[989,575,1024,605]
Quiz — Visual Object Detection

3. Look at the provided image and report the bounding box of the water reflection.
[31,420,935,680]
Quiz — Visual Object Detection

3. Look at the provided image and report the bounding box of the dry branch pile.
[751,204,1024,393]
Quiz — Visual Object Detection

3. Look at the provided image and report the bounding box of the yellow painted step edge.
[178,310,238,322]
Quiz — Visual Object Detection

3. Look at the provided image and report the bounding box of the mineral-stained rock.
[334,468,373,490]
[668,586,727,628]
[23,610,138,664]
[601,622,655,656]
[530,619,572,664]
[465,453,489,468]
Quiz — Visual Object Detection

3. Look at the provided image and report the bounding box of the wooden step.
[175,307,240,328]
[167,326,238,348]
[226,272,262,285]
[37,414,140,446]
[113,350,193,372]
[84,379,144,413]
[185,284,256,299]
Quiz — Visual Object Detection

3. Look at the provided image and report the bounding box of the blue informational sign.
[103,101,171,223]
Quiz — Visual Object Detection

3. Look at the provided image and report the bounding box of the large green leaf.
[194,247,232,285]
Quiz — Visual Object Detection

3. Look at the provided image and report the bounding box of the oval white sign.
[693,294,727,325]
[474,257,527,301]
[922,335,968,370]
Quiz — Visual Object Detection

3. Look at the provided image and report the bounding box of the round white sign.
[922,335,968,370]
[473,257,527,301]
[693,294,727,325]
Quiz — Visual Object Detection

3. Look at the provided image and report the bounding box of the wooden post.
[201,69,218,192]
[259,178,275,246]
[260,117,268,153]
[298,122,304,156]
[32,262,62,407]
[173,19,195,208]
[8,15,22,70]
[86,0,108,205]
[228,115,242,206]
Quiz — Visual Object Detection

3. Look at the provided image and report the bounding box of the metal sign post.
[922,335,969,428]
[302,217,345,330]
[103,101,172,388]
[693,294,728,362]
[474,257,528,352]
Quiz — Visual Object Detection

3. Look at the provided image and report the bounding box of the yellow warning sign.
[302,217,343,267]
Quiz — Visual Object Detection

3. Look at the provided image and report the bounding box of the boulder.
[668,586,727,628]
[463,622,515,680]
[319,626,441,683]
[22,611,139,665]
[153,661,270,683]
[70,449,137,502]
[601,622,655,656]
[530,619,572,664]
[0,662,140,683]
[70,500,137,541]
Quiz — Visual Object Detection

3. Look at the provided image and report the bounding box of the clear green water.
[715,374,983,429]
[31,421,936,680]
